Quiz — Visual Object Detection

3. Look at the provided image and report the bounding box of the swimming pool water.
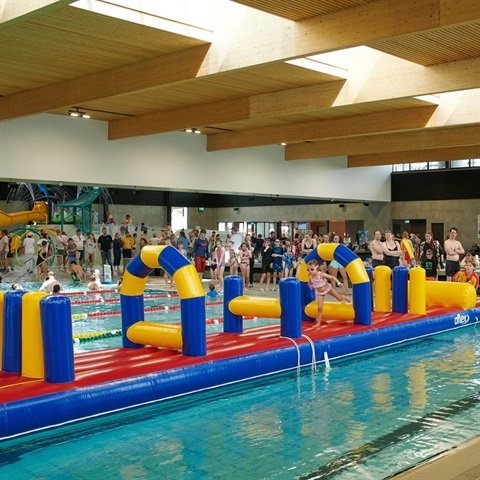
[1,325,479,479]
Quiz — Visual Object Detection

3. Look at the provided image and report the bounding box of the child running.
[307,259,350,326]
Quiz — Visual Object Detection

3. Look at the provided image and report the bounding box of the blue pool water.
[69,288,278,351]
[1,325,479,479]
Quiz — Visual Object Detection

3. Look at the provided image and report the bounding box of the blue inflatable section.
[1,306,478,439]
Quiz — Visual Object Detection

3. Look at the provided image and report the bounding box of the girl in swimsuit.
[307,259,350,326]
[239,243,252,290]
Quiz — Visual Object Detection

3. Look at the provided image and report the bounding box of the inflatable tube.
[374,266,392,312]
[229,296,281,319]
[121,245,206,356]
[304,301,355,321]
[425,282,476,309]
[401,238,414,260]
[21,292,49,379]
[127,322,182,350]
[409,268,426,315]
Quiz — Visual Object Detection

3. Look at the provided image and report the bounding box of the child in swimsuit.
[307,259,350,326]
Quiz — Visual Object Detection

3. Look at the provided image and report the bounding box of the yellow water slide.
[0,202,48,227]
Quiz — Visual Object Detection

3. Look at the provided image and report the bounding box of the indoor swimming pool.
[1,324,479,479]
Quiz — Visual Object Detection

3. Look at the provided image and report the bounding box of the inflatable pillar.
[2,290,26,373]
[392,266,409,313]
[279,277,302,339]
[409,267,426,314]
[22,292,49,378]
[374,266,391,312]
[40,295,75,383]
[224,275,243,333]
[121,294,145,348]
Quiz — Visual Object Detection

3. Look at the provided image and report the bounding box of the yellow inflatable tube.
[305,301,355,321]
[229,296,281,319]
[425,282,476,309]
[401,238,414,259]
[127,322,182,350]
[22,291,49,378]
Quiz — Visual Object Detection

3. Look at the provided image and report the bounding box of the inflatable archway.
[120,245,206,356]
[298,243,372,325]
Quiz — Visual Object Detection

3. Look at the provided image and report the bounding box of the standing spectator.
[131,232,138,257]
[239,242,252,290]
[55,229,68,270]
[36,240,49,281]
[213,239,226,293]
[301,233,316,258]
[193,229,209,280]
[259,240,273,291]
[228,248,239,276]
[85,233,97,273]
[149,231,161,245]
[382,230,404,269]
[0,230,9,272]
[106,211,115,225]
[208,231,217,253]
[369,230,384,268]
[97,227,113,273]
[113,232,123,272]
[177,230,189,253]
[121,214,133,234]
[283,244,295,278]
[419,231,443,268]
[72,228,86,266]
[245,234,256,287]
[22,231,36,274]
[230,227,243,252]
[271,239,284,291]
[444,227,465,281]
[421,249,439,280]
[121,231,134,268]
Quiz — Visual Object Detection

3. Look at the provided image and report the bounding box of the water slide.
[0,202,48,227]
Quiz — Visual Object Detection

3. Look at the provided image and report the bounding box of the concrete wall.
[0,114,391,202]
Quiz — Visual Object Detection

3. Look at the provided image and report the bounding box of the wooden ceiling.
[1,0,479,166]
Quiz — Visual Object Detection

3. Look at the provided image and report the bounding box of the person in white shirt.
[55,229,68,270]
[72,229,86,265]
[22,231,36,273]
[39,271,63,293]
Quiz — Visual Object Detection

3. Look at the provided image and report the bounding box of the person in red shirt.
[453,261,479,290]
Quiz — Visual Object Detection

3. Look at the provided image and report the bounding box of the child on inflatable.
[307,259,350,327]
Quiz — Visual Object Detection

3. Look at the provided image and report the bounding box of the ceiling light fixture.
[68,107,90,119]
[280,142,287,146]
[185,127,201,134]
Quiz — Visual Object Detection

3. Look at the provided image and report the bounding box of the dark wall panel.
[391,169,480,201]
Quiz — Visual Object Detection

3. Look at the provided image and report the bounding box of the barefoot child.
[307,259,350,326]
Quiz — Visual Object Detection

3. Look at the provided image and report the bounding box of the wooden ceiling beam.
[200,0,480,75]
[0,44,210,121]
[109,97,250,140]
[207,105,438,151]
[109,54,478,141]
[348,145,480,167]
[285,124,480,160]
